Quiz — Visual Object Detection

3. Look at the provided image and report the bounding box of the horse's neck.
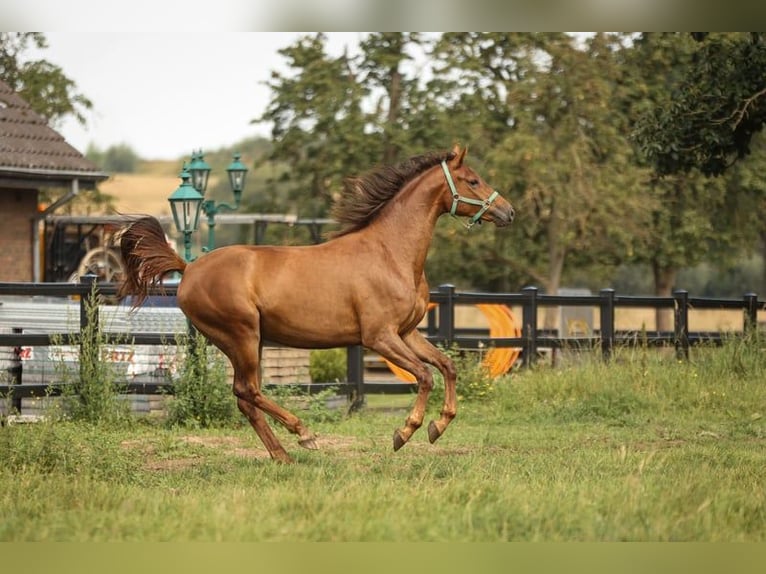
[365,173,445,276]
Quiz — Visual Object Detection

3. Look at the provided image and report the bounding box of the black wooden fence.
[1,278,764,410]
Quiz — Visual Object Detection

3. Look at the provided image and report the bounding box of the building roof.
[0,78,108,189]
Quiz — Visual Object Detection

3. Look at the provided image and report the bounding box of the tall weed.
[55,282,131,426]
[165,330,240,428]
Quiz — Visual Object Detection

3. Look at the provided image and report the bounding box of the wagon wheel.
[68,246,125,283]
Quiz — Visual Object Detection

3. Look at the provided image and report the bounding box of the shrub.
[309,348,347,383]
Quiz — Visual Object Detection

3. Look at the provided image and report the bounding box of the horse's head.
[441,145,515,229]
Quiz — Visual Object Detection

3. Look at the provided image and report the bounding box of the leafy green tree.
[255,33,374,218]
[0,32,92,126]
[426,32,540,156]
[423,33,548,293]
[101,143,140,173]
[633,32,766,177]
[359,32,425,164]
[720,133,766,295]
[423,34,651,326]
[500,34,651,327]
[626,33,761,328]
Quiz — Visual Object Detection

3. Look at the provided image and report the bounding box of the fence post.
[437,284,456,348]
[673,290,689,361]
[599,288,615,362]
[521,286,539,367]
[9,327,22,412]
[744,292,758,335]
[347,345,365,412]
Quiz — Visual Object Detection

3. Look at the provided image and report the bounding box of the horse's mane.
[329,149,455,238]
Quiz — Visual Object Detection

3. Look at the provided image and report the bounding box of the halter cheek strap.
[441,161,499,229]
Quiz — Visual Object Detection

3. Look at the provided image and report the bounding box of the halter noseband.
[441,161,499,229]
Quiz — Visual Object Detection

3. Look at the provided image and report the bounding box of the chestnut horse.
[118,145,514,462]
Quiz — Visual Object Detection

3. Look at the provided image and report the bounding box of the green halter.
[441,161,499,229]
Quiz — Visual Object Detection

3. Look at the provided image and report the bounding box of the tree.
[720,133,766,295]
[0,32,92,127]
[86,143,140,173]
[626,33,763,328]
[428,34,652,327]
[633,33,766,177]
[423,33,550,293]
[358,33,426,164]
[254,33,374,218]
[516,35,651,324]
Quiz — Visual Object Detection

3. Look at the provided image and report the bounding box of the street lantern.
[168,165,204,262]
[226,152,248,203]
[188,150,212,196]
[186,150,249,252]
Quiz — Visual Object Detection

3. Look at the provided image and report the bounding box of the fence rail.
[1,278,764,411]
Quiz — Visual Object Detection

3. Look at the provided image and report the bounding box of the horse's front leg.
[402,329,457,444]
[366,329,435,450]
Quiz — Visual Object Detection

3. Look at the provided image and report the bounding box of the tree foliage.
[633,32,766,177]
[626,33,766,322]
[254,33,374,217]
[86,143,140,173]
[0,32,92,126]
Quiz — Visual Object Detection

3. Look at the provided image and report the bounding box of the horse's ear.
[451,144,467,167]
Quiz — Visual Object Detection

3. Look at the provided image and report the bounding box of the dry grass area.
[98,173,179,217]
[97,160,230,217]
[120,433,367,470]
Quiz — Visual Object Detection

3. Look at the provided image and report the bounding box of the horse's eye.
[468,179,479,187]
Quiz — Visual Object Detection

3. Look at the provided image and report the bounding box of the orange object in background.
[385,303,521,382]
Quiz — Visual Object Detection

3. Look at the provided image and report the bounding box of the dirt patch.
[121,433,368,470]
[144,457,202,472]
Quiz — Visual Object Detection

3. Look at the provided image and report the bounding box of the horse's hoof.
[298,435,319,450]
[392,429,407,451]
[272,452,294,464]
[427,420,442,444]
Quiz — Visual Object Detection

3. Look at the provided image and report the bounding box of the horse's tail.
[117,215,187,308]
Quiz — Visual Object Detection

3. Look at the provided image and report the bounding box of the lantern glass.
[226,152,248,194]
[168,171,204,233]
[188,151,212,195]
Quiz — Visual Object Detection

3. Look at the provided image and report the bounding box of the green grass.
[1,341,765,541]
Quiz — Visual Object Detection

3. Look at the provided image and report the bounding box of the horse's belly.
[259,305,360,348]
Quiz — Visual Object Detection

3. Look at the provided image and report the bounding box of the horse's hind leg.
[237,397,292,463]
[191,317,317,462]
[248,388,318,450]
[233,365,318,460]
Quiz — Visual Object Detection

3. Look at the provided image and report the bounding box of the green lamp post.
[188,150,249,251]
[167,164,204,262]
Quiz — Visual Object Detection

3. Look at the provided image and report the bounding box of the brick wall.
[0,188,38,281]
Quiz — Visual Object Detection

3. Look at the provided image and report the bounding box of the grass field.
[1,340,765,542]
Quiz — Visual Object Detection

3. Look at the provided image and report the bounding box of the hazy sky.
[39,32,365,161]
